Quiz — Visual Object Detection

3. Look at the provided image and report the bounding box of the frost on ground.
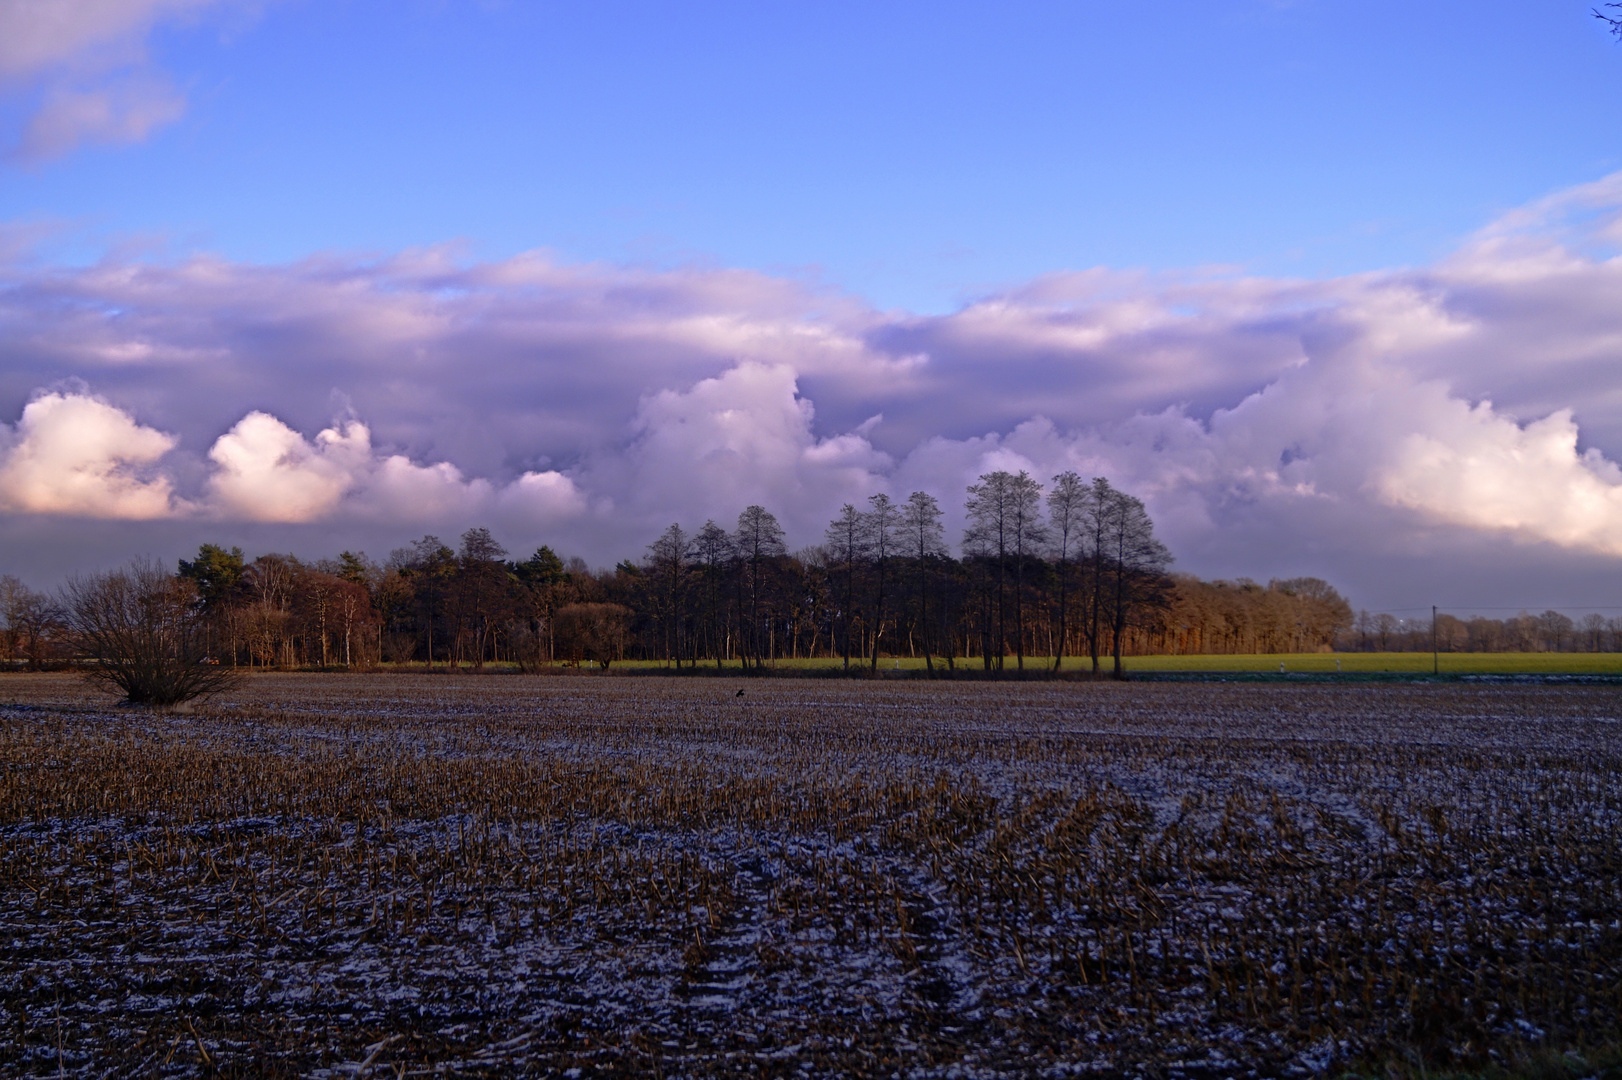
[0,674,1618,1078]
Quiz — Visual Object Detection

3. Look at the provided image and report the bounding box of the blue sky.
[3,0,1622,612]
[6,1,1619,312]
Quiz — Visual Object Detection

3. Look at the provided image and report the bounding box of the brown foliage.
[551,602,631,667]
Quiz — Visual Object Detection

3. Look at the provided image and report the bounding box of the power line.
[1365,605,1622,614]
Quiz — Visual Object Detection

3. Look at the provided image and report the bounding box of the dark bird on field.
[735,689,745,697]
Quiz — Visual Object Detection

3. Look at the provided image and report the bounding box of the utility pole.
[1432,605,1439,676]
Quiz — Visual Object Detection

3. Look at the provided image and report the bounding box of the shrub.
[63,559,242,706]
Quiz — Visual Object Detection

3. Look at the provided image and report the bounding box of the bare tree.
[823,504,866,671]
[860,493,901,672]
[964,470,1045,672]
[645,524,691,668]
[1006,472,1046,671]
[964,471,1014,670]
[734,506,786,670]
[1598,4,1622,38]
[243,554,297,668]
[1098,485,1172,679]
[692,521,735,670]
[63,559,241,706]
[900,491,946,674]
[1046,471,1094,671]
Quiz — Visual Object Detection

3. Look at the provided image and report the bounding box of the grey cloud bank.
[3,175,1622,611]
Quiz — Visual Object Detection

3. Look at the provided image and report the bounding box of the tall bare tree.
[964,471,1045,671]
[1007,472,1046,671]
[1046,471,1094,671]
[823,504,866,671]
[734,506,786,669]
[645,523,691,669]
[964,471,1013,670]
[1098,484,1172,679]
[901,491,946,674]
[692,521,735,669]
[860,493,901,672]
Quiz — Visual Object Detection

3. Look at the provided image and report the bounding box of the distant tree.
[331,577,375,668]
[1579,611,1608,652]
[733,506,786,669]
[964,472,1015,670]
[1098,484,1171,679]
[456,527,514,668]
[645,524,691,669]
[1006,472,1046,671]
[552,602,632,668]
[243,554,298,668]
[0,576,66,669]
[692,521,735,669]
[178,544,245,611]
[1269,577,1353,651]
[1536,609,1574,653]
[964,470,1046,671]
[63,559,241,706]
[512,546,568,665]
[392,536,456,668]
[335,550,375,588]
[1046,471,1093,671]
[824,504,867,671]
[859,493,901,671]
[178,543,246,662]
[0,575,26,662]
[900,491,947,674]
[1078,477,1119,674]
[295,569,344,666]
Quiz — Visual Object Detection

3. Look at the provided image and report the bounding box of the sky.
[1,0,1621,613]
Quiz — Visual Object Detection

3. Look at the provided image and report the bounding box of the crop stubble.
[0,675,1618,1077]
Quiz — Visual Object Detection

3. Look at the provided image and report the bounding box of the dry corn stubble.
[0,673,1618,1077]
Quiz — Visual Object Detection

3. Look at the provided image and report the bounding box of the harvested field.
[0,674,1619,1078]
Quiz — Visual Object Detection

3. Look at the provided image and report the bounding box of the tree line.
[1343,609,1622,654]
[0,471,1376,679]
[36,468,1622,678]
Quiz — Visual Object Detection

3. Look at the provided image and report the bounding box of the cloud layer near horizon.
[3,174,1622,606]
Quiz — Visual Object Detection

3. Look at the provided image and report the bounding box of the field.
[0,675,1619,1078]
[554,653,1622,676]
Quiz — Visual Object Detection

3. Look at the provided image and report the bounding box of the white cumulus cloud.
[207,411,370,523]
[0,390,178,517]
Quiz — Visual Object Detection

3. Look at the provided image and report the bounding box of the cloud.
[0,0,240,159]
[0,1,205,77]
[603,362,890,538]
[0,389,178,517]
[203,408,587,526]
[207,410,369,522]
[0,389,588,530]
[1378,403,1622,557]
[4,172,1622,603]
[17,72,185,159]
